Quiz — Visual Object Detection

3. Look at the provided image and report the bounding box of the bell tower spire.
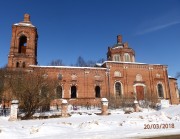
[24,14,30,22]
[8,14,38,69]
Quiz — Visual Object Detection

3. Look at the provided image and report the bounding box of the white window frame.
[156,82,164,98]
[124,53,131,62]
[114,81,123,96]
[113,54,121,62]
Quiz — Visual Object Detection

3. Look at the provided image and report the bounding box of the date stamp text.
[144,123,175,129]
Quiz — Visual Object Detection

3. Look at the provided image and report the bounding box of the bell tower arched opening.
[18,35,27,54]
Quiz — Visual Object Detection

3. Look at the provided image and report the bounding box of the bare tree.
[0,69,5,103]
[86,60,96,67]
[76,56,103,67]
[7,70,58,119]
[49,59,64,66]
[97,58,105,63]
[76,56,87,67]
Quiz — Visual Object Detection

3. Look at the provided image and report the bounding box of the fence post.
[61,99,68,117]
[133,100,140,112]
[8,100,19,121]
[101,98,109,115]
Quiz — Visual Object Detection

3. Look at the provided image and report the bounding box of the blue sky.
[0,0,180,82]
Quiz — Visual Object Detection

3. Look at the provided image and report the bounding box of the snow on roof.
[168,75,177,79]
[29,65,107,70]
[30,61,167,71]
[14,22,35,27]
[102,61,166,66]
[95,63,103,67]
[112,46,123,49]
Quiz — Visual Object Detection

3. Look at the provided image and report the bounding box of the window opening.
[71,86,77,98]
[56,86,62,99]
[115,82,122,96]
[158,84,164,98]
[95,86,100,98]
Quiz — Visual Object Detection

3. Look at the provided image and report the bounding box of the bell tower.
[8,14,38,69]
[107,35,135,62]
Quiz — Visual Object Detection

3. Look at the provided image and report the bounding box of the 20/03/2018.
[144,123,174,129]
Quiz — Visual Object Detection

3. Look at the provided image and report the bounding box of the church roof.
[14,22,35,27]
[29,65,107,70]
[102,60,167,66]
[14,14,35,27]
[112,43,124,49]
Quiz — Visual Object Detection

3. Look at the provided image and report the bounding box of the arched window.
[115,82,122,96]
[71,86,77,98]
[56,86,62,99]
[16,62,20,68]
[157,84,164,98]
[19,35,27,54]
[124,53,131,62]
[113,54,120,61]
[132,56,135,62]
[22,62,26,68]
[95,86,100,98]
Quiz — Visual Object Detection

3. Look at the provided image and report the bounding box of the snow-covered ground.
[0,105,180,139]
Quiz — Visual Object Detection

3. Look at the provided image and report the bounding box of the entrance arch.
[134,84,146,100]
[136,86,144,100]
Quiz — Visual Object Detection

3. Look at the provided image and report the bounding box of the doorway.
[136,86,144,100]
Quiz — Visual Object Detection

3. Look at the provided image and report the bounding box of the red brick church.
[7,14,179,105]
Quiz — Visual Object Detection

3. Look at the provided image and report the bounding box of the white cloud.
[136,21,180,35]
